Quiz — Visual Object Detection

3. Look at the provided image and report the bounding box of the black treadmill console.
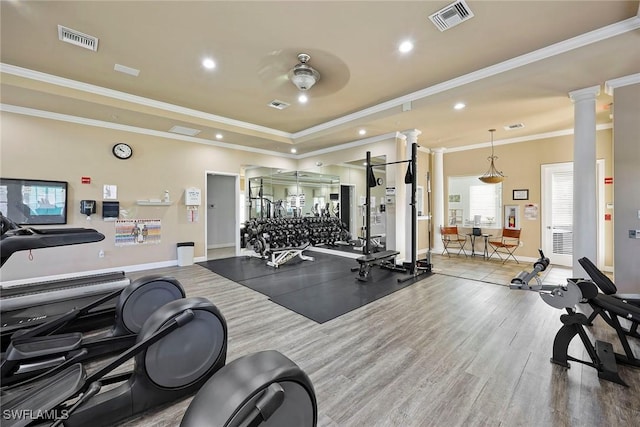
[0,220,105,267]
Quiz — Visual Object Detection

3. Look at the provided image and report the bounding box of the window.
[447,176,502,228]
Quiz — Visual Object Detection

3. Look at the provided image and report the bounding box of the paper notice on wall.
[524,203,538,220]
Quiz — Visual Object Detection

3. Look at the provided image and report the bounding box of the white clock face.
[113,143,132,159]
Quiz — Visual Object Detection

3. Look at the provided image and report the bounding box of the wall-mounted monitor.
[0,178,68,225]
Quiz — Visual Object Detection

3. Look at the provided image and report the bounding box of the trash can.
[177,242,195,266]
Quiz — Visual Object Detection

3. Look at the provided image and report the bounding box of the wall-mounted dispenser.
[102,201,120,221]
[80,200,96,217]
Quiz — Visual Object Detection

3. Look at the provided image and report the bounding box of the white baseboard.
[207,243,235,249]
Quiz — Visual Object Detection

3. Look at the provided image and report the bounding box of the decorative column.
[402,129,421,262]
[569,85,600,276]
[431,148,445,253]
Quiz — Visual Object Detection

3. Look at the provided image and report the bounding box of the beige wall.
[0,113,296,281]
[0,111,616,282]
[443,130,614,262]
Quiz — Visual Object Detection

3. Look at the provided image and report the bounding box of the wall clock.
[112,143,133,160]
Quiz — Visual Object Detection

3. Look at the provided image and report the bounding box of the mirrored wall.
[242,157,388,240]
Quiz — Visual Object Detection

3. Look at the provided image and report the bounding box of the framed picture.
[448,194,460,203]
[513,189,529,200]
[504,205,519,230]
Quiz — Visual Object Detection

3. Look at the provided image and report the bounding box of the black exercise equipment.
[579,257,640,307]
[1,297,227,427]
[1,271,131,351]
[354,144,431,282]
[1,215,130,347]
[1,275,185,386]
[511,251,640,386]
[181,350,317,427]
[0,212,104,268]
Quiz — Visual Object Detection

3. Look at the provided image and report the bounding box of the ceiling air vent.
[504,123,525,131]
[169,125,201,136]
[58,25,99,51]
[428,0,474,32]
[268,100,290,110]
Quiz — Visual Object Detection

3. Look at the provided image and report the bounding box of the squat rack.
[364,142,432,282]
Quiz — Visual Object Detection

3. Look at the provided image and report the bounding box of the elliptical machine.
[2,297,228,427]
[1,275,185,386]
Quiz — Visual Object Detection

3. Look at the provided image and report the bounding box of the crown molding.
[446,123,613,153]
[0,104,614,159]
[0,63,291,140]
[291,16,640,139]
[2,16,638,146]
[0,104,296,159]
[296,132,401,159]
[605,73,640,95]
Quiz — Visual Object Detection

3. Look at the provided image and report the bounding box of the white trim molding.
[605,73,640,95]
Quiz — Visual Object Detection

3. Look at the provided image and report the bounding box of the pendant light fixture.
[478,129,505,184]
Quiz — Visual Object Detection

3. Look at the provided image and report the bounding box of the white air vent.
[504,123,525,131]
[268,100,290,110]
[58,25,99,51]
[114,64,140,77]
[169,125,201,136]
[428,0,474,32]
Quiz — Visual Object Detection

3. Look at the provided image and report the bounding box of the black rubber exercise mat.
[199,252,432,323]
[269,267,431,323]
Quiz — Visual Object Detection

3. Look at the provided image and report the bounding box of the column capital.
[569,85,601,103]
[401,129,422,140]
[430,147,446,154]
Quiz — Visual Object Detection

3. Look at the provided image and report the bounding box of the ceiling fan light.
[290,73,317,91]
[288,53,320,91]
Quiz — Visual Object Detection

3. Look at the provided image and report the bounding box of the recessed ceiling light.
[453,102,466,110]
[358,129,367,136]
[291,148,297,154]
[399,40,414,53]
[298,94,308,103]
[202,58,216,69]
[215,133,223,139]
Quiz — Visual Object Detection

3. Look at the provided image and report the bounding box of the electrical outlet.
[98,250,105,258]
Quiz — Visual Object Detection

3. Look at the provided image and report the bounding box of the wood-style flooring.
[120,252,639,426]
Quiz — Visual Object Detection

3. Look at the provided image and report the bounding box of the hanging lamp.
[478,129,505,184]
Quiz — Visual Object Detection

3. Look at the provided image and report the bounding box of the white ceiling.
[1,1,639,156]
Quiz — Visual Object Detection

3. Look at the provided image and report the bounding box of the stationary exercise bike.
[1,275,185,386]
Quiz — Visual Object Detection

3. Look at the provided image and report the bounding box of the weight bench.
[351,250,400,282]
[266,243,314,268]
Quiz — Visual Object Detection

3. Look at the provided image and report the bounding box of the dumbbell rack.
[243,217,351,267]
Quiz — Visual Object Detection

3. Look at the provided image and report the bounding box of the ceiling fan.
[288,53,320,91]
[257,49,349,98]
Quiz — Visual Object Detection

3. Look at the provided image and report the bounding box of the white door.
[541,162,573,266]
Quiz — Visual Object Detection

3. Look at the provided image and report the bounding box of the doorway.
[340,184,355,234]
[541,161,604,267]
[205,172,239,260]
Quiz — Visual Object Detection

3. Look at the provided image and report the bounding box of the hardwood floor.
[121,254,639,427]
